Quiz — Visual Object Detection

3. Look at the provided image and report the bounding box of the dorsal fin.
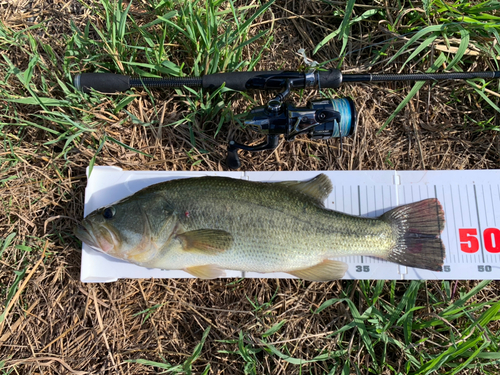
[276,174,332,206]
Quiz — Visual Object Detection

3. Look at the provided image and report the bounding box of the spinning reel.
[227,78,355,169]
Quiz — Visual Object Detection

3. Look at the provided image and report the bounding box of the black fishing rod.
[74,69,500,169]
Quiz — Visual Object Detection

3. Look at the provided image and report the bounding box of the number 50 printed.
[459,228,500,253]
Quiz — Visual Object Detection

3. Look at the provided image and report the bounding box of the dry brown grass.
[1,0,500,374]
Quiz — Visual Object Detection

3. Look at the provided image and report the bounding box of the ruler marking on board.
[482,185,491,265]
[339,185,342,213]
[435,185,447,269]
[466,185,476,262]
[457,186,465,263]
[466,185,472,228]
[490,184,500,263]
[473,185,485,264]
[365,185,369,217]
[487,184,499,264]
[444,185,455,263]
[482,185,489,229]
[358,185,363,264]
[458,186,464,227]
[349,185,353,215]
[397,181,405,278]
[333,184,336,210]
[448,185,459,263]
[395,171,399,205]
[492,185,497,264]
[491,185,497,227]
[380,185,383,217]
[498,184,500,225]
[390,183,393,208]
[358,185,361,217]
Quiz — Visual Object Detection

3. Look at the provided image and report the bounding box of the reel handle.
[226,135,280,170]
[226,144,242,170]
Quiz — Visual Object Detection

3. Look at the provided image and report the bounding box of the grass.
[0,0,499,374]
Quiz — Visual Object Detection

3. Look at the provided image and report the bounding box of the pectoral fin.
[185,265,226,279]
[177,229,233,254]
[288,259,348,281]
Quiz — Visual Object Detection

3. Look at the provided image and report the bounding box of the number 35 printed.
[459,228,500,253]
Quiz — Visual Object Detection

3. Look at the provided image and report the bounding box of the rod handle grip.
[74,73,131,93]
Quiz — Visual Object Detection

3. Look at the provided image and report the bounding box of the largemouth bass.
[74,174,445,281]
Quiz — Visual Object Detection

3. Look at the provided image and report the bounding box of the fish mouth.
[74,221,101,251]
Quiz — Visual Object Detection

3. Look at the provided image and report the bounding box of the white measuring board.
[80,166,500,282]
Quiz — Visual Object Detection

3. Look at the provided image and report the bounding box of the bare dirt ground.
[1,0,499,374]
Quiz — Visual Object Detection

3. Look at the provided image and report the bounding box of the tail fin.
[381,198,445,272]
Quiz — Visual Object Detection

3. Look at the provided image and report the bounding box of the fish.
[74,174,446,281]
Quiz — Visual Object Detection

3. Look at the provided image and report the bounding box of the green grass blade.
[314,8,377,56]
[1,116,61,135]
[314,298,341,314]
[125,358,182,372]
[141,11,177,29]
[106,135,152,157]
[0,268,27,323]
[182,326,211,374]
[466,300,500,333]
[0,232,16,258]
[263,343,332,365]
[238,0,276,32]
[88,135,107,177]
[235,30,269,51]
[388,24,447,65]
[338,0,356,57]
[118,1,132,42]
[471,84,500,113]
[313,30,341,55]
[5,97,69,106]
[400,33,439,71]
[441,280,492,316]
[262,320,287,338]
[446,26,470,70]
[449,339,493,375]
[415,336,484,375]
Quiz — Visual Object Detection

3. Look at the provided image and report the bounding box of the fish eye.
[103,206,115,219]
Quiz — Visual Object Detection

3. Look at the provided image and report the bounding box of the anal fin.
[185,264,225,279]
[288,259,348,281]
